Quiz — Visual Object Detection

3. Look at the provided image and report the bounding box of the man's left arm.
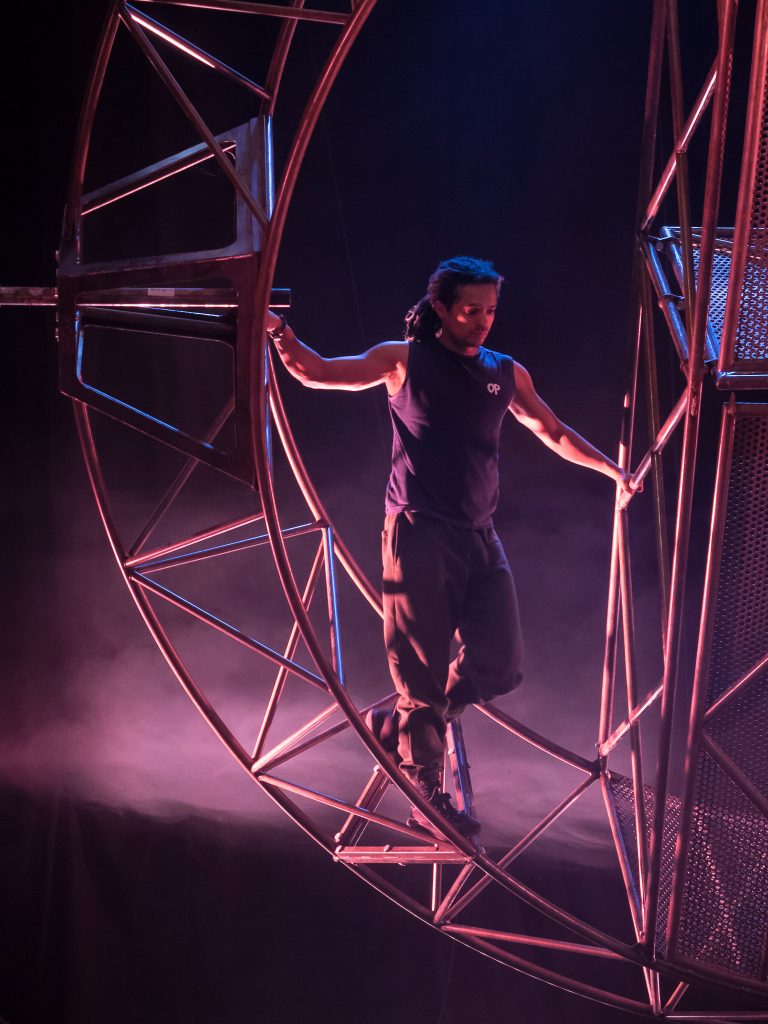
[508,362,636,498]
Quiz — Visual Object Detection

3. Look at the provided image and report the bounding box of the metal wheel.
[47,2,768,1019]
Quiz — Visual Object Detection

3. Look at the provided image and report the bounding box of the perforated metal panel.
[608,773,680,951]
[733,68,768,363]
[663,230,731,363]
[692,243,733,354]
[718,11,768,374]
[706,409,768,708]
[677,751,768,977]
[675,406,768,981]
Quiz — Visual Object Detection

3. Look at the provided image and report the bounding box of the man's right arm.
[266,311,407,393]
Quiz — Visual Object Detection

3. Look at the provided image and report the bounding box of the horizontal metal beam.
[0,286,57,306]
[27,286,291,308]
[80,306,236,341]
[131,519,320,573]
[443,924,624,960]
[335,846,468,865]
[140,0,349,24]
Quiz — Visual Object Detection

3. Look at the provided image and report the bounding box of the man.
[266,256,634,839]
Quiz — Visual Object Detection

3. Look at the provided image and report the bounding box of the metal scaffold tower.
[4,0,768,1018]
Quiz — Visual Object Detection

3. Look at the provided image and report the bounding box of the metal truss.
[4,0,768,1018]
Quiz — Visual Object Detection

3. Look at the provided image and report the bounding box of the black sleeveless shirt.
[385,335,517,528]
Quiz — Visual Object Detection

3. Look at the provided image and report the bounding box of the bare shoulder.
[509,360,534,406]
[368,340,408,395]
[512,360,533,390]
[369,340,409,363]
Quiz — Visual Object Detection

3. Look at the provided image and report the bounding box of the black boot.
[406,772,481,839]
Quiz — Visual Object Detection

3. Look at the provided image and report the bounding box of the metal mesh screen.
[705,410,768,710]
[666,232,732,359]
[676,408,768,980]
[608,773,679,952]
[677,750,768,977]
[733,59,768,363]
[692,243,733,355]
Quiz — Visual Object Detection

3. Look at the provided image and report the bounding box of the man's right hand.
[265,309,286,336]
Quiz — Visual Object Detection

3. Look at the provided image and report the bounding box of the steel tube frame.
[628,388,687,496]
[437,773,599,926]
[599,681,663,757]
[79,306,235,341]
[134,521,320,573]
[640,263,672,643]
[257,774,456,844]
[81,139,239,216]
[141,0,349,25]
[668,1015,768,1022]
[128,396,236,557]
[133,570,326,688]
[124,3,271,98]
[704,649,768,721]
[475,704,596,775]
[74,403,256,772]
[450,932,649,1015]
[598,0,667,744]
[253,539,326,761]
[443,925,625,960]
[665,398,736,955]
[446,718,476,819]
[641,235,690,360]
[120,9,270,231]
[62,1,121,252]
[601,773,645,938]
[667,0,697,343]
[642,0,738,956]
[126,511,269,568]
[334,764,390,848]
[642,63,719,232]
[663,981,690,1014]
[321,526,345,686]
[618,509,651,916]
[718,0,768,375]
[0,286,57,306]
[253,702,347,774]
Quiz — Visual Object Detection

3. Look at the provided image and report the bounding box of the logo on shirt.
[487,382,501,396]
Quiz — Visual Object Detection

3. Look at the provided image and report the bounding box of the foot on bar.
[407,772,481,839]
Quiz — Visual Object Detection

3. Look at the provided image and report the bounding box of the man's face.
[434,282,498,354]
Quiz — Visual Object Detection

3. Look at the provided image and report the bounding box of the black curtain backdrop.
[1,2,740,1022]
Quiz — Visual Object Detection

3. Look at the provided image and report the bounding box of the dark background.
[0,2,748,1022]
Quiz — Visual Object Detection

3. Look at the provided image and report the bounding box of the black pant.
[382,511,524,781]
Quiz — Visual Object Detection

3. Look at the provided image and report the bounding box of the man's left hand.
[615,466,642,509]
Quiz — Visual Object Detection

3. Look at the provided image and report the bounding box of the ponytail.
[403,295,441,343]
